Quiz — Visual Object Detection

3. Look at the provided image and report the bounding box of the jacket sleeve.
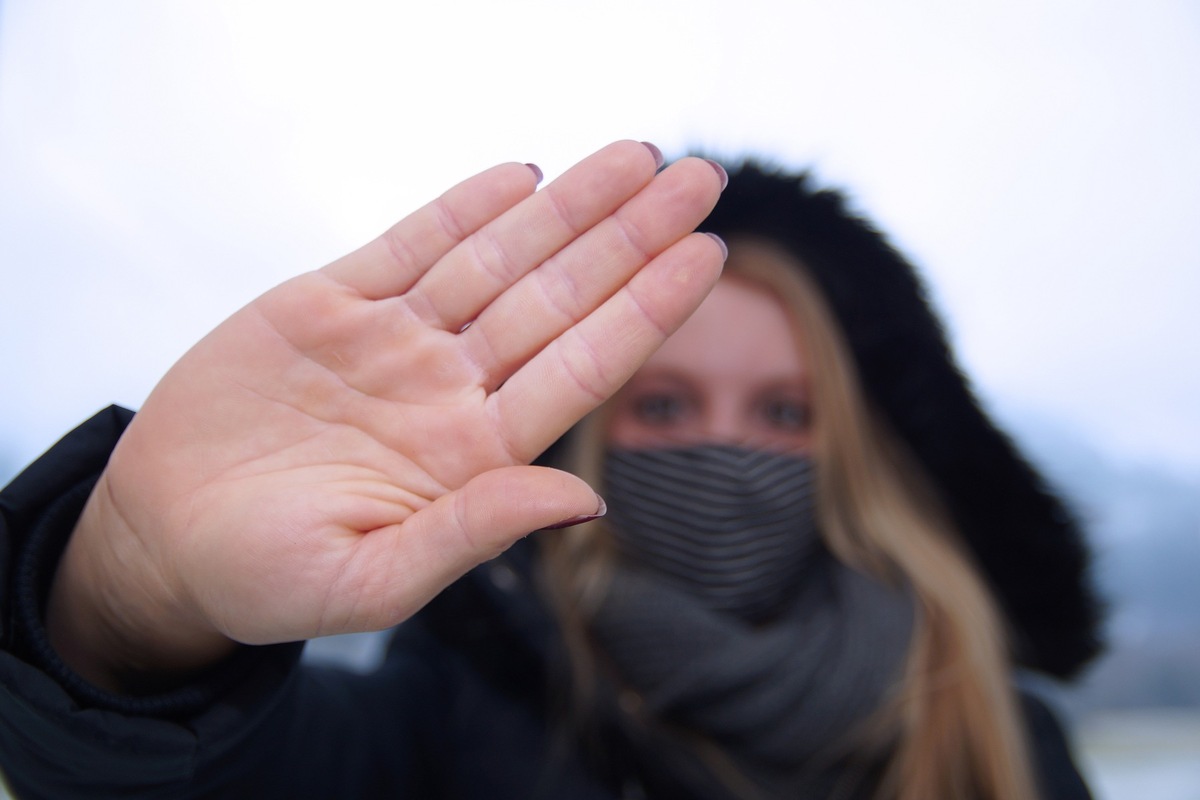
[1021,689,1095,800]
[0,408,445,799]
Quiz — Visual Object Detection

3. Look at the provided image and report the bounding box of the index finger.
[492,228,728,464]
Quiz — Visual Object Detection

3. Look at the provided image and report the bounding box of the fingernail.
[525,163,544,184]
[705,232,729,260]
[543,495,607,530]
[706,159,729,190]
[641,141,665,170]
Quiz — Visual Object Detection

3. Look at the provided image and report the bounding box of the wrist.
[46,475,235,694]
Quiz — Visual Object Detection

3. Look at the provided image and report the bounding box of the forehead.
[640,274,807,382]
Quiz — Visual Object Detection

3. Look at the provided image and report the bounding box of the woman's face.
[606,273,812,453]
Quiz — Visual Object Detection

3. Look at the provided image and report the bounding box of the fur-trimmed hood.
[696,160,1104,680]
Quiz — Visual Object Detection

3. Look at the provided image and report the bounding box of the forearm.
[0,410,306,797]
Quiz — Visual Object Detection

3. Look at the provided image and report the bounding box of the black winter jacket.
[0,408,1093,799]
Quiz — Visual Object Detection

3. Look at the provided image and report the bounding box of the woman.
[535,162,1103,798]
[0,145,1099,798]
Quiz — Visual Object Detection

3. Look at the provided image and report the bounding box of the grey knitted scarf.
[592,446,916,796]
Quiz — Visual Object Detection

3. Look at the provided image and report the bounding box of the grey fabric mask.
[603,445,821,623]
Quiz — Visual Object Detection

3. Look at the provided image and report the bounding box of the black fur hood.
[697,161,1104,680]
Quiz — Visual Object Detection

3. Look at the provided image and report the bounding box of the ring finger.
[401,140,663,331]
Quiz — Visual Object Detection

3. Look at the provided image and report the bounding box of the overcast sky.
[2,1,1198,486]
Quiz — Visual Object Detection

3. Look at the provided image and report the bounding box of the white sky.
[1,1,1198,484]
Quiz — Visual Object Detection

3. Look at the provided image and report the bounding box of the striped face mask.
[602,445,821,624]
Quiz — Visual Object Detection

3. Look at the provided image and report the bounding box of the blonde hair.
[541,238,1039,799]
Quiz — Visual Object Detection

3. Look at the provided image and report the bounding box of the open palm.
[52,142,725,681]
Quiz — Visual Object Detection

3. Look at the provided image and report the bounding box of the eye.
[631,392,692,426]
[760,397,810,430]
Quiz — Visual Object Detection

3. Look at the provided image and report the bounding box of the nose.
[698,400,749,445]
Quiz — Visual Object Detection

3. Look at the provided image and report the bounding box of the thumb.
[354,465,605,628]
[427,464,607,558]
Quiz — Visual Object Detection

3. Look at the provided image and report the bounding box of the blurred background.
[1,2,1197,796]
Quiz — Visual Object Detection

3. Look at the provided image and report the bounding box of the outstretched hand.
[48,141,727,689]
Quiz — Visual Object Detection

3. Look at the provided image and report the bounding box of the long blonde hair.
[541,238,1039,799]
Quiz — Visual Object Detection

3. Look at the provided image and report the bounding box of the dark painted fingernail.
[641,141,665,170]
[705,232,728,260]
[543,495,607,530]
[525,163,544,184]
[706,159,728,190]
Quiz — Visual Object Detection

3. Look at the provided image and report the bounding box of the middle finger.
[461,156,727,390]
